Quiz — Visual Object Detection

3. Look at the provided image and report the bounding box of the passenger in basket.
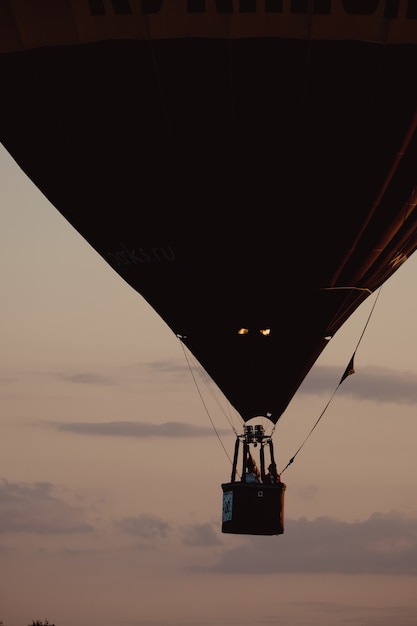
[244,453,261,483]
[264,462,281,485]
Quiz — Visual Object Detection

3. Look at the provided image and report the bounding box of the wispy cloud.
[182,522,222,547]
[0,542,16,554]
[54,359,203,388]
[0,376,17,385]
[115,513,171,538]
[0,480,94,535]
[211,512,417,575]
[146,359,195,378]
[55,420,224,438]
[58,372,114,385]
[300,364,417,405]
[41,360,417,407]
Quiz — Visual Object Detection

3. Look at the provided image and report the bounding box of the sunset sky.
[1,140,417,626]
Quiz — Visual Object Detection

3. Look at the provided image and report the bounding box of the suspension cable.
[280,287,382,475]
[177,338,236,465]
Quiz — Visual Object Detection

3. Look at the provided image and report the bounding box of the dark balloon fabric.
[2,1,417,423]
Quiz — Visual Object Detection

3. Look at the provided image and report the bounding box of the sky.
[1,140,417,626]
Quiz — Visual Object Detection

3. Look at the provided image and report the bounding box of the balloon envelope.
[2,1,417,423]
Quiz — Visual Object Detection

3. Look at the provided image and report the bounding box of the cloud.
[0,542,16,554]
[300,364,417,405]
[0,376,16,385]
[115,513,171,538]
[146,359,194,377]
[0,480,94,535]
[56,420,224,438]
[58,372,113,385]
[295,483,320,502]
[211,512,417,575]
[182,522,222,547]
[57,361,417,407]
[54,357,207,392]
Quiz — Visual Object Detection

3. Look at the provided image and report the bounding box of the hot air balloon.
[2,0,417,535]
